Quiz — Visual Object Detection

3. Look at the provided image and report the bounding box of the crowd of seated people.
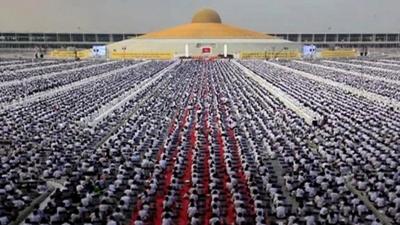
[18,61,191,225]
[0,157,47,225]
[209,62,377,225]
[319,60,400,81]
[345,59,400,71]
[0,60,97,82]
[0,59,29,67]
[0,59,399,225]
[0,60,59,73]
[0,61,138,104]
[241,60,400,224]
[0,60,171,224]
[379,58,400,66]
[278,61,400,101]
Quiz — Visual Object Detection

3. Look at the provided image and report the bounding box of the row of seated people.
[1,59,398,225]
[344,59,400,71]
[280,61,400,101]
[0,61,136,104]
[321,59,400,80]
[0,60,59,73]
[0,59,29,67]
[0,61,174,225]
[240,60,400,224]
[19,61,191,225]
[0,60,95,82]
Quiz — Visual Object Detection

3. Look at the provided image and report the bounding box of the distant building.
[106,8,299,58]
[0,11,399,51]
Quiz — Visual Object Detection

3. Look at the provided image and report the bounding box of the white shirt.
[357,204,367,215]
[134,220,144,225]
[107,220,117,225]
[394,197,400,210]
[209,217,220,225]
[0,216,9,225]
[305,215,316,225]
[162,218,173,225]
[375,197,385,207]
[188,206,197,217]
[276,206,286,218]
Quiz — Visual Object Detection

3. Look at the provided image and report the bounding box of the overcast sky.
[1,0,399,34]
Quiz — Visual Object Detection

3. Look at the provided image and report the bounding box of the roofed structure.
[139,8,275,40]
[107,8,300,59]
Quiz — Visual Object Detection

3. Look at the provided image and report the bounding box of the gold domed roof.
[192,8,222,24]
[139,23,274,39]
[138,8,276,40]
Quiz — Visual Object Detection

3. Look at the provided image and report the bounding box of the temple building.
[107,8,300,59]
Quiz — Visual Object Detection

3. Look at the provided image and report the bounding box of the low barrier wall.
[240,51,301,59]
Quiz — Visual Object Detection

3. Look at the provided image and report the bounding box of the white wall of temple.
[106,39,301,57]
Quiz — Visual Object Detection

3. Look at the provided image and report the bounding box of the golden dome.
[139,23,274,39]
[137,8,276,40]
[191,8,222,24]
